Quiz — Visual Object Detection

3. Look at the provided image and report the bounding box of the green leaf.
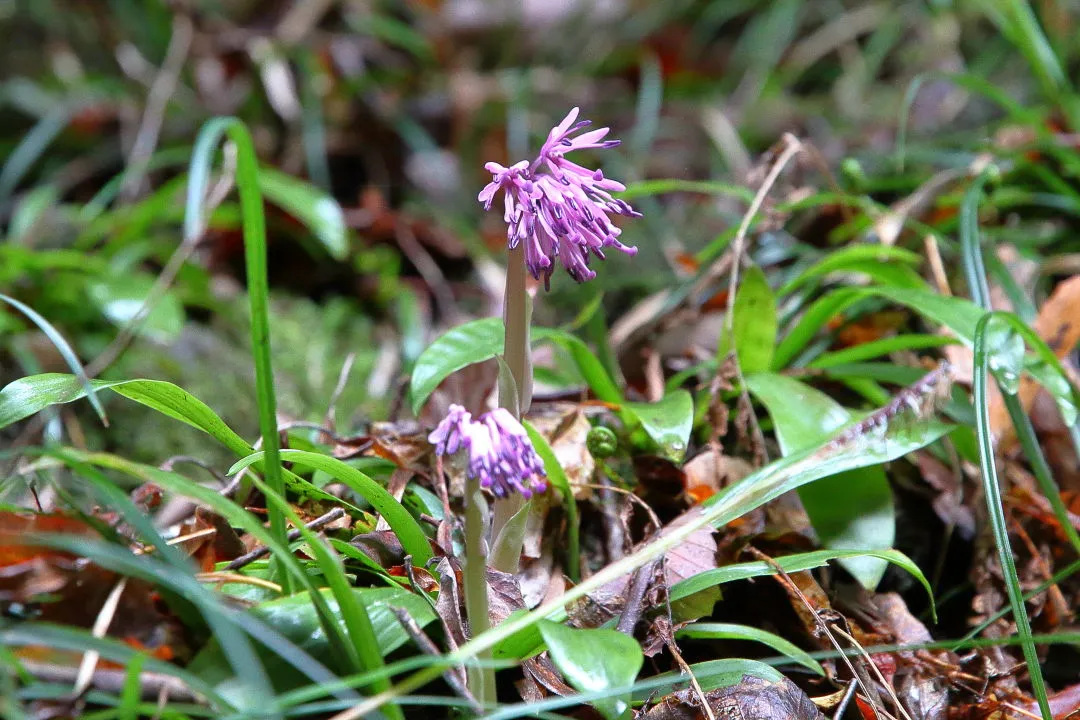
[623,390,693,463]
[986,319,1024,394]
[774,286,985,369]
[808,334,959,369]
[973,312,1053,720]
[0,374,248,451]
[676,622,824,675]
[719,265,777,373]
[0,374,353,509]
[194,587,434,681]
[188,117,291,594]
[257,167,349,261]
[538,621,643,720]
[87,273,185,342]
[779,244,926,296]
[537,328,623,404]
[669,548,930,605]
[746,373,894,588]
[409,318,504,414]
[489,500,531,574]
[409,319,622,413]
[635,659,782,701]
[0,295,107,426]
[229,450,433,565]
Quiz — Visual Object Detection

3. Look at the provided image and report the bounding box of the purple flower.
[478,107,641,288]
[429,404,548,498]
[428,404,473,455]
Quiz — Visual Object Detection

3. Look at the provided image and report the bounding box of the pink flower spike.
[478,107,641,287]
[429,405,547,498]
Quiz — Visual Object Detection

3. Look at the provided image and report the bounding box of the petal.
[549,107,580,140]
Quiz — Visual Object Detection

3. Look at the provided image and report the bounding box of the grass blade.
[186,117,290,593]
[0,294,107,426]
[972,316,1052,720]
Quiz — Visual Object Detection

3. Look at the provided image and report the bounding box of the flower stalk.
[430,106,639,707]
[491,243,532,560]
[462,474,493,706]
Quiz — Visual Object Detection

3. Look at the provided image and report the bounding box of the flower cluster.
[478,107,641,288]
[429,404,547,498]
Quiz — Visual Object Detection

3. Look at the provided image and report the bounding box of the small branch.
[615,559,660,635]
[719,134,804,467]
[120,14,194,200]
[223,507,346,571]
[390,607,478,712]
[17,660,200,704]
[86,147,236,379]
[325,352,358,434]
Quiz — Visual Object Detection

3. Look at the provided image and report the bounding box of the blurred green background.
[2,0,1077,461]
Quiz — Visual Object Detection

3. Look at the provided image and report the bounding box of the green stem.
[491,244,532,560]
[501,243,532,414]
[462,475,495,707]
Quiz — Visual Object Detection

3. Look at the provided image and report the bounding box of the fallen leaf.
[643,674,825,720]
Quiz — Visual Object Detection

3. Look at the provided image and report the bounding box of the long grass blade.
[961,172,1052,720]
[186,117,290,594]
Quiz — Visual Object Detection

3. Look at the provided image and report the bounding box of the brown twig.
[223,507,346,571]
[747,547,891,720]
[160,456,228,487]
[120,13,194,200]
[325,352,358,435]
[390,608,478,711]
[85,146,236,379]
[615,558,661,635]
[17,660,200,703]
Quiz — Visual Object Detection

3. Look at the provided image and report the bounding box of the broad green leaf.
[669,548,930,606]
[538,621,643,720]
[676,622,823,675]
[0,295,107,426]
[258,166,349,260]
[623,390,693,463]
[0,374,248,451]
[747,374,851,447]
[87,273,185,342]
[230,450,433,565]
[746,373,895,588]
[409,318,504,414]
[409,319,619,413]
[719,265,777,373]
[193,587,435,681]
